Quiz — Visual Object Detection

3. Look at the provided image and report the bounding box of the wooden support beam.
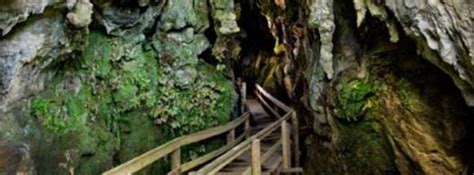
[181,132,247,172]
[207,145,251,174]
[103,113,249,175]
[281,121,291,169]
[196,112,292,174]
[241,82,247,113]
[170,148,181,175]
[227,129,235,144]
[245,118,251,138]
[251,139,262,175]
[291,111,300,167]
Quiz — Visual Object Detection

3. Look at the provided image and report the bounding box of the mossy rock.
[337,118,397,174]
[335,78,377,122]
[29,29,235,174]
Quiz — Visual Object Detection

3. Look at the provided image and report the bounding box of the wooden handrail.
[256,91,281,118]
[255,84,291,112]
[103,113,250,175]
[180,131,248,172]
[103,84,299,175]
[193,111,293,174]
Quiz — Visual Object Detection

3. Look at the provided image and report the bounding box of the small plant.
[336,79,377,122]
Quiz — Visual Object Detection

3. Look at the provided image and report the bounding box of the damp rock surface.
[0,0,473,174]
[0,0,235,174]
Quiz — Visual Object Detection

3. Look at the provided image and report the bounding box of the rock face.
[232,0,473,174]
[0,0,55,36]
[0,0,237,174]
[66,0,93,28]
[363,0,474,107]
[0,0,473,174]
[301,0,474,174]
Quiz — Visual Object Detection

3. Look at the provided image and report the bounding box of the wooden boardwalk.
[208,99,288,175]
[103,84,302,175]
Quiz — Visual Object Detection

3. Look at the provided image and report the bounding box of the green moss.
[337,118,397,174]
[335,79,377,122]
[154,62,232,137]
[82,31,113,79]
[31,85,90,135]
[30,27,234,173]
[31,98,63,134]
[396,79,425,111]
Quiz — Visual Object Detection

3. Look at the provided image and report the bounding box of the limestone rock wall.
[0,0,238,174]
[301,0,474,174]
[0,0,473,174]
[233,0,473,174]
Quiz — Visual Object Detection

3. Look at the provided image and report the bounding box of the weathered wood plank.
[291,111,300,167]
[241,82,247,113]
[103,113,250,175]
[245,118,251,138]
[281,121,291,169]
[251,139,262,175]
[264,155,282,174]
[206,145,251,175]
[255,84,291,112]
[195,112,292,174]
[256,91,282,118]
[262,139,281,163]
[170,148,181,175]
[180,131,248,172]
[227,129,235,144]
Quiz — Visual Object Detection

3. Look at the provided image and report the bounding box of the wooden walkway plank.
[103,84,300,175]
[103,113,250,175]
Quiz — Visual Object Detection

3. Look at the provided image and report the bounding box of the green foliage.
[31,98,66,134]
[31,90,89,135]
[337,118,397,174]
[30,29,234,174]
[31,30,233,146]
[153,62,233,137]
[335,79,377,122]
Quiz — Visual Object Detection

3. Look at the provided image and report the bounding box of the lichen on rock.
[210,0,240,35]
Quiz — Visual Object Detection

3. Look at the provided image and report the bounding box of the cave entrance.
[234,0,300,107]
[234,0,275,94]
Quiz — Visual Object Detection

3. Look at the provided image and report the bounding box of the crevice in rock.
[234,0,275,91]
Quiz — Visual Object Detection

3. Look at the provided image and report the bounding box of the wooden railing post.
[251,139,262,175]
[170,148,181,175]
[241,82,247,113]
[245,118,251,138]
[291,110,300,167]
[226,128,235,145]
[281,121,291,169]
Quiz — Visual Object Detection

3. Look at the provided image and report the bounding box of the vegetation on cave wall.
[1,0,473,174]
[29,30,233,174]
[305,44,473,174]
